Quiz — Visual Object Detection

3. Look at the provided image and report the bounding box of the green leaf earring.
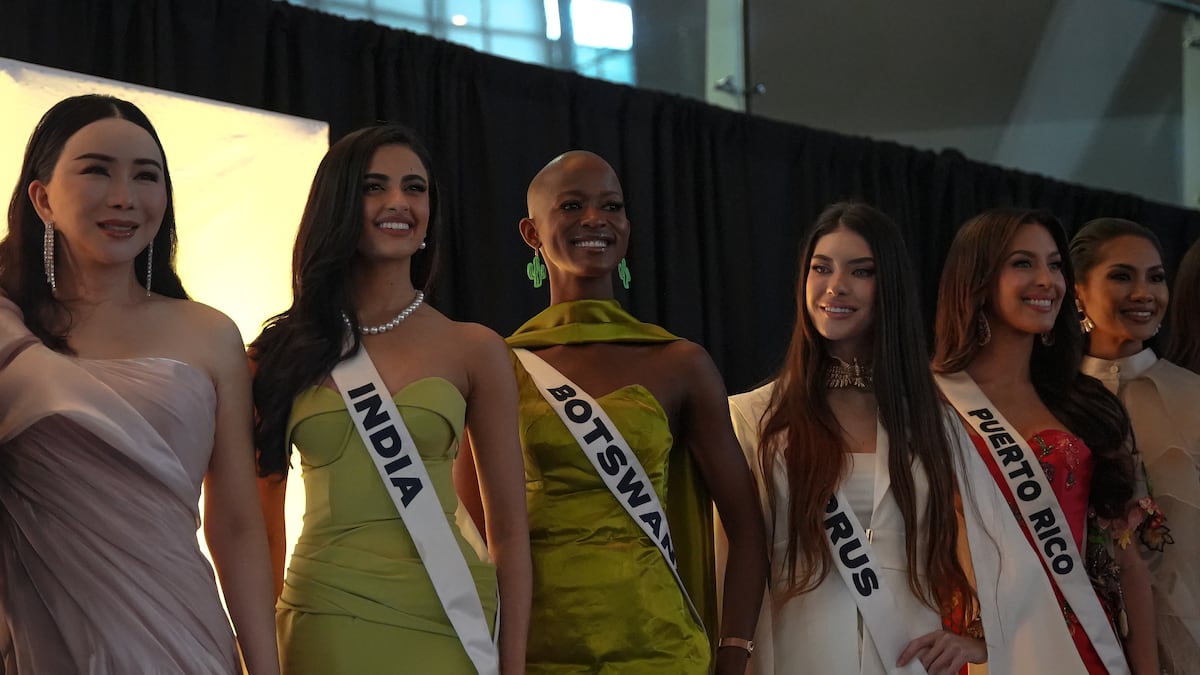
[617,258,631,290]
[526,248,548,289]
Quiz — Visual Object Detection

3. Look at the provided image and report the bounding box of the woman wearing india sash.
[251,124,532,673]
[932,207,1159,674]
[1071,218,1196,673]
[726,202,990,675]
[459,150,767,673]
[0,93,279,675]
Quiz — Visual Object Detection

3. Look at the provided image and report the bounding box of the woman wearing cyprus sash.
[489,150,767,674]
[933,208,1158,674]
[727,203,985,675]
[1071,218,1197,672]
[251,125,531,674]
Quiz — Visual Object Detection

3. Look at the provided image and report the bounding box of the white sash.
[513,348,704,628]
[935,371,1130,675]
[824,424,928,675]
[331,345,499,675]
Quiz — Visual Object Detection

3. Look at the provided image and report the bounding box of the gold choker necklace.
[825,357,872,390]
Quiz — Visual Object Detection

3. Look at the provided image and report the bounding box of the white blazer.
[724,381,1089,675]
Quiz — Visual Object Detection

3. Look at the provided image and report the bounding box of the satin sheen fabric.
[277,377,497,674]
[508,300,710,673]
[0,298,238,674]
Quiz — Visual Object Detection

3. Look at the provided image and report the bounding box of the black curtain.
[3,0,1198,392]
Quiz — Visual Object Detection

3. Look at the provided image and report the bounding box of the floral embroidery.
[1135,496,1173,552]
[1032,433,1079,489]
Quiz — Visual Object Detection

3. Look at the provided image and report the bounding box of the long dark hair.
[1,94,187,351]
[251,124,440,477]
[932,208,1133,520]
[1166,238,1200,374]
[758,202,973,618]
[1069,217,1165,353]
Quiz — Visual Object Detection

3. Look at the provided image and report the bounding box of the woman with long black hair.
[252,124,531,674]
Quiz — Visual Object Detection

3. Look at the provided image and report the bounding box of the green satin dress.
[276,377,497,674]
[508,300,714,673]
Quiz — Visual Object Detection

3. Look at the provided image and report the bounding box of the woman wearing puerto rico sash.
[932,208,1159,674]
[461,150,767,674]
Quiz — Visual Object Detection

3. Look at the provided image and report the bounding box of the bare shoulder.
[443,320,511,364]
[660,339,720,378]
[151,298,246,377]
[159,298,242,343]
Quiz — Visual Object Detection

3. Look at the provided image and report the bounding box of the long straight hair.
[1166,238,1200,374]
[251,124,440,476]
[1,94,187,352]
[932,208,1133,519]
[758,202,973,617]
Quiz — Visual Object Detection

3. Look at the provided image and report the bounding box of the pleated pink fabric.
[0,298,238,674]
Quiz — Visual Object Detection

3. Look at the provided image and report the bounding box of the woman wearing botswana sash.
[932,208,1158,674]
[459,151,767,673]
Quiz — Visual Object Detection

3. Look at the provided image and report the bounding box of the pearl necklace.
[344,291,425,335]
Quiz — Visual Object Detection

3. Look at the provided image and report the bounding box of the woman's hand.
[897,630,985,675]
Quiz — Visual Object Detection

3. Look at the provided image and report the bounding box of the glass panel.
[373,0,426,12]
[375,14,433,33]
[569,0,632,50]
[484,0,543,33]
[544,0,562,40]
[444,26,486,50]
[490,33,548,65]
[444,0,483,27]
[322,0,375,21]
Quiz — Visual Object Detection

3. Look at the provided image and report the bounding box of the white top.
[846,453,876,527]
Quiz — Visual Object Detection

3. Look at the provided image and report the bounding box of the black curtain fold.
[3,0,1198,392]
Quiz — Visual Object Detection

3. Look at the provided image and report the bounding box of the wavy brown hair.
[758,202,973,619]
[1166,238,1200,374]
[251,124,441,477]
[932,208,1133,520]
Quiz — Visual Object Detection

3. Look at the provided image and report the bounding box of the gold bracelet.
[717,637,755,657]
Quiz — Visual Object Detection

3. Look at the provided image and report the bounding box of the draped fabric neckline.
[506,299,679,348]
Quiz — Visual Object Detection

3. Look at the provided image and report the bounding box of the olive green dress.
[276,377,497,674]
[508,300,713,673]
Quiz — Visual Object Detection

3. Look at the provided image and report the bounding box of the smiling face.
[805,226,877,360]
[987,222,1066,337]
[521,152,629,282]
[358,143,430,262]
[1076,234,1167,356]
[29,117,166,271]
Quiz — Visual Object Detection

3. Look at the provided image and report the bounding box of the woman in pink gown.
[0,95,278,674]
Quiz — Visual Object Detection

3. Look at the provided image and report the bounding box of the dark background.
[4,0,1198,393]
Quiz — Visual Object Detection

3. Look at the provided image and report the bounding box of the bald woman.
[461,151,766,673]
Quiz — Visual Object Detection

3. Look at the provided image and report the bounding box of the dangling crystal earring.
[976,313,991,346]
[526,248,547,289]
[418,241,427,250]
[1153,323,1161,337]
[42,221,57,295]
[144,241,153,296]
[1075,299,1094,333]
[617,258,631,290]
